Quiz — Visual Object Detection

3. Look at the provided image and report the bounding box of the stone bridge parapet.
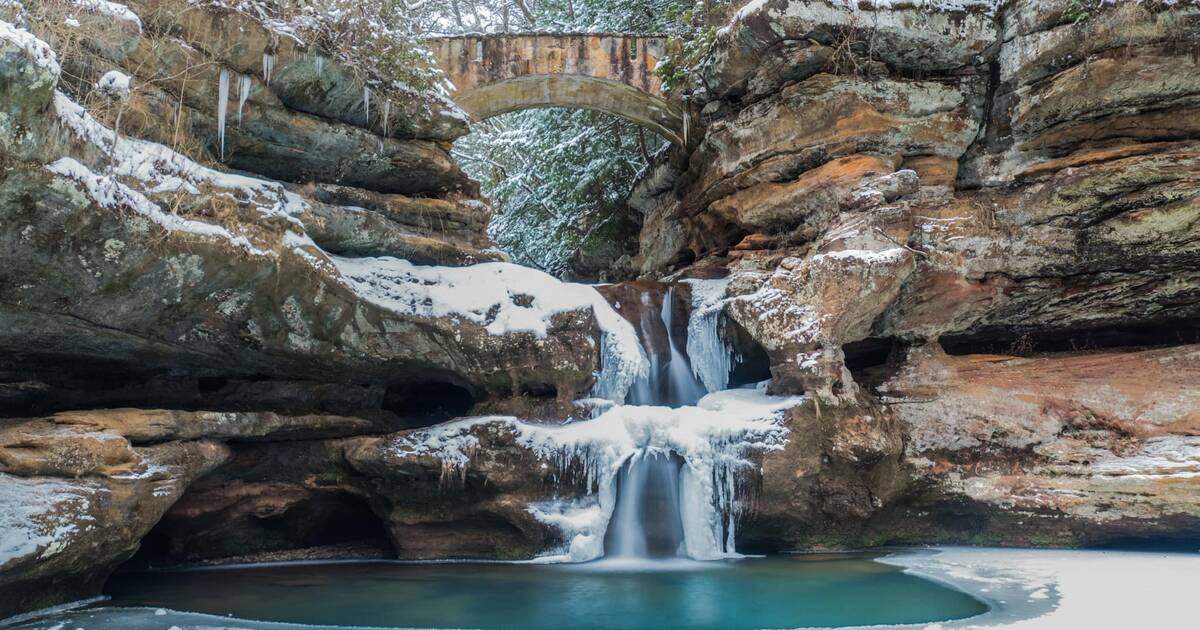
[428,33,686,144]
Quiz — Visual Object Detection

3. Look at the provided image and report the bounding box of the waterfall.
[604,450,685,558]
[216,68,229,159]
[661,286,706,405]
[627,288,706,407]
[406,280,797,564]
[236,74,252,127]
[595,282,759,561]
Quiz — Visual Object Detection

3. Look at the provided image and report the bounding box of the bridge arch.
[428,34,686,145]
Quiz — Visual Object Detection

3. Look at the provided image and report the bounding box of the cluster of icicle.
[217,51,396,159]
[396,385,800,563]
[390,279,794,563]
[215,69,256,158]
[684,278,735,393]
[214,52,275,159]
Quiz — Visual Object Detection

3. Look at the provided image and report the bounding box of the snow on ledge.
[1092,436,1200,480]
[0,19,61,76]
[46,157,269,256]
[0,474,94,569]
[331,256,648,402]
[65,0,143,30]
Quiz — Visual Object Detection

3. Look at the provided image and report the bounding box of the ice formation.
[394,383,803,563]
[684,278,733,394]
[236,74,252,126]
[261,52,275,85]
[216,68,229,158]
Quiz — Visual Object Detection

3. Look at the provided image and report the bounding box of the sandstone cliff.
[631,0,1200,549]
[0,0,644,616]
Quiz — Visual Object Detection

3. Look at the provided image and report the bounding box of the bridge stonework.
[428,34,686,144]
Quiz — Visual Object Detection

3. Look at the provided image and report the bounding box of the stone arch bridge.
[427,33,686,145]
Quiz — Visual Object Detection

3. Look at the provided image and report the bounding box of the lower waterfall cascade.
[396,280,803,563]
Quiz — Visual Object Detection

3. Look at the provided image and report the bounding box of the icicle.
[314,54,323,75]
[262,52,275,85]
[216,68,229,159]
[682,94,690,146]
[362,85,371,124]
[382,99,391,135]
[236,74,252,127]
[685,278,734,393]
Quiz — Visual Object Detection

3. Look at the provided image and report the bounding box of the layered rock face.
[631,0,1200,548]
[0,0,620,418]
[0,0,642,617]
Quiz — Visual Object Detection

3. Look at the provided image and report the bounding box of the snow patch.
[330,257,647,402]
[53,91,307,221]
[94,69,130,100]
[882,546,1200,628]
[0,474,92,568]
[46,157,268,256]
[0,19,60,76]
[1093,436,1200,480]
[810,247,908,265]
[65,0,142,29]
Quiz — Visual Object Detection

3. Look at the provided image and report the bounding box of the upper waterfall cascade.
[390,281,801,563]
[597,281,768,561]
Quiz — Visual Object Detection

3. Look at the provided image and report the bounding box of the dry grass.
[22,0,290,256]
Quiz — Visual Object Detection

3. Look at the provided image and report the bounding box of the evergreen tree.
[434,0,730,279]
